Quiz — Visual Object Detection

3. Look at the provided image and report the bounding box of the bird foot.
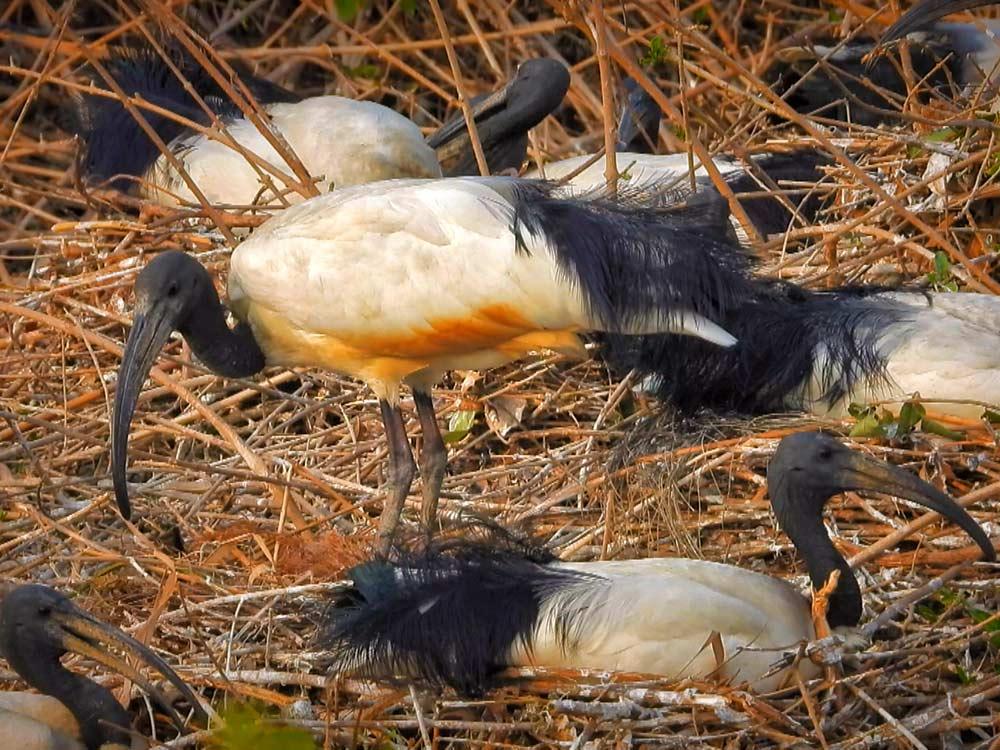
[804,630,869,668]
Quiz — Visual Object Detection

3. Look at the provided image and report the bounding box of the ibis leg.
[376,399,416,554]
[413,389,447,536]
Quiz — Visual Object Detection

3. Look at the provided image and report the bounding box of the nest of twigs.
[1,1,998,748]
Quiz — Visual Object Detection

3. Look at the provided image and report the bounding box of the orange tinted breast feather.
[361,304,537,357]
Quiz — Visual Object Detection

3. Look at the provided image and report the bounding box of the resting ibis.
[529,150,831,240]
[322,432,995,693]
[426,59,570,176]
[771,10,1000,125]
[0,584,205,750]
[881,0,1000,48]
[607,283,1000,419]
[111,177,756,548]
[526,79,830,238]
[77,47,567,207]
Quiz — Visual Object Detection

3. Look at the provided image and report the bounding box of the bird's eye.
[817,448,832,460]
[37,605,51,616]
[166,283,179,298]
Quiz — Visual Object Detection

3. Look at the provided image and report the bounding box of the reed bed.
[0,1,998,747]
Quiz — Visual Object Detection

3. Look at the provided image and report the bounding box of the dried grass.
[0,1,998,748]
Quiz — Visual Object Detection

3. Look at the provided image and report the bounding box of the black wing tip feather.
[726,151,835,236]
[505,178,756,334]
[601,284,910,415]
[321,521,582,694]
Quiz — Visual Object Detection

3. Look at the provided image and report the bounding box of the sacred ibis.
[881,0,1000,47]
[426,59,570,176]
[0,584,205,750]
[321,432,995,693]
[529,150,831,240]
[771,10,1000,125]
[110,177,755,548]
[526,78,830,238]
[77,47,567,207]
[606,283,1000,419]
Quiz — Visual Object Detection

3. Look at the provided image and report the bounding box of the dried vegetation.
[0,0,998,747]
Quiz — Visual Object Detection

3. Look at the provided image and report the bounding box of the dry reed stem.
[0,1,998,748]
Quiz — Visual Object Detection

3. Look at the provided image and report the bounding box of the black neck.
[772,481,862,629]
[180,292,265,379]
[37,662,133,750]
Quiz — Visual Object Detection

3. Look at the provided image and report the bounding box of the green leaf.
[936,587,962,606]
[344,63,381,79]
[640,36,669,68]
[954,665,976,685]
[400,0,417,14]
[335,0,364,21]
[897,400,926,433]
[920,418,965,440]
[926,126,960,143]
[848,402,874,419]
[935,251,950,279]
[850,412,885,438]
[444,409,477,444]
[983,408,1000,424]
[915,602,941,621]
[211,703,315,750]
[691,6,710,24]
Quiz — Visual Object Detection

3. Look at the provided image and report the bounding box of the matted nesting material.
[0,1,998,748]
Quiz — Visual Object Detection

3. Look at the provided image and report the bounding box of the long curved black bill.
[427,84,510,162]
[113,308,175,519]
[56,606,209,729]
[842,452,996,561]
[881,0,997,45]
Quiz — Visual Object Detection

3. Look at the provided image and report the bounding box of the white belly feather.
[509,558,817,692]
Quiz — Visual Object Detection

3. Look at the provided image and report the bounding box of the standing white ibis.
[77,47,567,207]
[0,584,205,750]
[607,282,1000,419]
[427,59,570,176]
[321,432,995,693]
[111,177,756,549]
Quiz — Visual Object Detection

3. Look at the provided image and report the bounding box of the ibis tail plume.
[321,432,995,693]
[77,46,566,206]
[111,177,752,547]
[604,283,1000,419]
[0,584,205,750]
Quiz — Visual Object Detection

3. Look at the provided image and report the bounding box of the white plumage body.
[227,177,735,402]
[525,151,745,190]
[806,292,1000,418]
[508,558,818,691]
[0,694,90,750]
[144,97,441,207]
